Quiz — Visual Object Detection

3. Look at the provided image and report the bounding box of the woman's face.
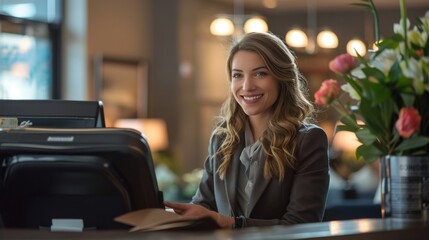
[230,50,279,119]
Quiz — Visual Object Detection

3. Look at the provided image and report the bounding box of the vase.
[380,155,429,220]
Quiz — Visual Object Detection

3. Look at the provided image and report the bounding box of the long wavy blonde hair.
[214,32,314,182]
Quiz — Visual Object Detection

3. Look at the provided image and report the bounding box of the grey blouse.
[237,121,262,217]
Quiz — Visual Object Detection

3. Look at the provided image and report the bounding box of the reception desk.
[1,218,428,239]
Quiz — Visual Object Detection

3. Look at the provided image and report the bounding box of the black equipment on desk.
[0,127,164,229]
[0,99,106,128]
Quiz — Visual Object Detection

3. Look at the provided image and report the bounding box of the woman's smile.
[241,94,263,104]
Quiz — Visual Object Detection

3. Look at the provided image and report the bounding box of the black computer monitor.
[0,99,105,128]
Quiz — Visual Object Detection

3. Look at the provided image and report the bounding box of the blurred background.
[1,0,428,204]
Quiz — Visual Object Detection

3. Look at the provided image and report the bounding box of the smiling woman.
[164,32,330,229]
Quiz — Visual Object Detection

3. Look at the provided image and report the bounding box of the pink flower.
[329,53,357,74]
[314,79,340,106]
[395,107,422,138]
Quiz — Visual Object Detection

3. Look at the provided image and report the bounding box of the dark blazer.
[191,124,330,227]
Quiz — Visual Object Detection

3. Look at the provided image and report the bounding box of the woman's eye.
[255,71,268,78]
[232,73,242,79]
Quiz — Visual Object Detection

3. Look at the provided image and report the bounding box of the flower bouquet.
[315,0,429,163]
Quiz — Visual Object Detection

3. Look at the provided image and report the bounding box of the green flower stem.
[400,0,409,66]
[331,100,353,119]
[368,0,380,43]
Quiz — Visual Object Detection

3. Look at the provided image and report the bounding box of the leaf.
[387,61,402,84]
[355,128,377,145]
[343,74,363,96]
[361,66,386,84]
[374,34,402,57]
[378,97,395,135]
[390,131,401,147]
[351,0,380,42]
[421,62,429,81]
[395,77,415,94]
[358,98,393,143]
[336,124,355,132]
[338,114,360,131]
[400,93,415,108]
[360,79,391,106]
[351,3,372,9]
[356,144,383,163]
[395,137,429,152]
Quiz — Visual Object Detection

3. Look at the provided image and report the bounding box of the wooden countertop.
[1,218,428,240]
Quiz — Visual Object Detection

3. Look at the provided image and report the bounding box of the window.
[0,0,61,99]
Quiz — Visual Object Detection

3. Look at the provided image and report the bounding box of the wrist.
[232,216,243,229]
[211,211,232,228]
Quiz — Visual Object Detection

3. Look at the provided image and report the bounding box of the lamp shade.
[115,118,169,151]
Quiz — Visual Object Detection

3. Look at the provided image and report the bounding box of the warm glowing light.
[262,0,278,9]
[243,17,268,33]
[357,219,373,233]
[332,130,362,152]
[332,220,376,237]
[115,118,169,151]
[317,30,338,49]
[329,221,342,235]
[347,39,367,57]
[285,29,308,48]
[210,17,235,36]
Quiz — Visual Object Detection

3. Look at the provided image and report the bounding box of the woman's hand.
[164,201,212,220]
[164,201,234,228]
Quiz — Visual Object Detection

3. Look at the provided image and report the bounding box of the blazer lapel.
[224,140,244,216]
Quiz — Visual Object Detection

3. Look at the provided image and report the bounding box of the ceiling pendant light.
[285,28,308,48]
[347,39,367,57]
[262,0,278,9]
[210,17,235,36]
[316,30,338,49]
[243,17,268,33]
[210,0,268,37]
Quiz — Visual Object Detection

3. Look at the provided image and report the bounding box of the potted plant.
[314,0,429,220]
